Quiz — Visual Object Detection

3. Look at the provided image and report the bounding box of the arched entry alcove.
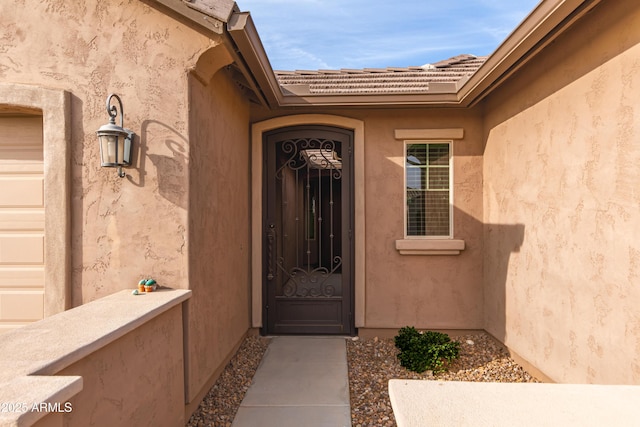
[251,115,365,334]
[185,42,256,400]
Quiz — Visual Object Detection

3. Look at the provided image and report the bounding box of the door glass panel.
[274,138,343,298]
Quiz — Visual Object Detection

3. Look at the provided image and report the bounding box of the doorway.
[263,125,354,335]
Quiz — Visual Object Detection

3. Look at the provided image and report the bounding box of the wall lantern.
[96,94,134,178]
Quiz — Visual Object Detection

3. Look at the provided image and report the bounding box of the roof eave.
[276,92,462,108]
[275,80,462,107]
[459,0,602,106]
[227,12,282,108]
[146,0,235,34]
[143,2,274,107]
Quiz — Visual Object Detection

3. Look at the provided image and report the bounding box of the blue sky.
[237,0,540,71]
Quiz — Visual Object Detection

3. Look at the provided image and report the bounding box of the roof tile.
[275,54,487,95]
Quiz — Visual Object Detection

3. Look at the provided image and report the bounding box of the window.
[405,142,452,237]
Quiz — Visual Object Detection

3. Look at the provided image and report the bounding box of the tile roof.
[274,54,487,96]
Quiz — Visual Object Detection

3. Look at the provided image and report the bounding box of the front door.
[263,125,354,335]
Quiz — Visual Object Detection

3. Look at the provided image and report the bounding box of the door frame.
[0,83,71,317]
[251,115,365,332]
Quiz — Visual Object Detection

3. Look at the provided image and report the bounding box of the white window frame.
[403,140,453,239]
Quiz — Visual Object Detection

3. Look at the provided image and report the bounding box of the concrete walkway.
[232,336,351,427]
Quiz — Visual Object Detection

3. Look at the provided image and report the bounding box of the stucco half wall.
[251,115,366,328]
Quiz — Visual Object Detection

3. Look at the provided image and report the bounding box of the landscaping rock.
[347,332,539,427]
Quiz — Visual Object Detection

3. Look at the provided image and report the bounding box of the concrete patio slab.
[232,336,351,427]
[389,379,640,427]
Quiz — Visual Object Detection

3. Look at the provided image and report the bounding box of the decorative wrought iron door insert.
[264,126,354,335]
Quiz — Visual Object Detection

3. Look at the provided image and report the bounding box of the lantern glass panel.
[116,136,125,164]
[99,134,117,166]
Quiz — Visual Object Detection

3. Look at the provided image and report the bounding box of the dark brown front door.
[263,125,354,335]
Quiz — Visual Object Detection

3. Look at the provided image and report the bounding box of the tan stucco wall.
[250,108,485,330]
[56,305,185,427]
[483,0,640,383]
[360,110,484,329]
[186,63,252,401]
[0,0,215,303]
[1,0,254,409]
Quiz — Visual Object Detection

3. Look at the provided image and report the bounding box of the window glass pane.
[428,167,449,190]
[406,144,427,166]
[406,166,425,190]
[428,144,449,165]
[406,191,425,236]
[425,191,449,236]
[405,142,450,237]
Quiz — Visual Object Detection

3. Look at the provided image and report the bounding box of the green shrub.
[394,326,422,351]
[394,327,460,374]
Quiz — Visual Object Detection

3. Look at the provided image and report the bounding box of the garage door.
[0,115,45,334]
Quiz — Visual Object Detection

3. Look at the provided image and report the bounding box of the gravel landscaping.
[186,336,270,427]
[187,332,538,427]
[347,332,539,427]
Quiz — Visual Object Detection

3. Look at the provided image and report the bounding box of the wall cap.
[0,289,191,425]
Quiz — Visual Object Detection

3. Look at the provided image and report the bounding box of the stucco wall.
[0,0,216,303]
[483,0,640,383]
[360,110,484,329]
[1,0,253,409]
[186,61,252,401]
[56,305,185,427]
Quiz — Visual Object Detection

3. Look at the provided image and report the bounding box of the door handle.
[267,223,276,281]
